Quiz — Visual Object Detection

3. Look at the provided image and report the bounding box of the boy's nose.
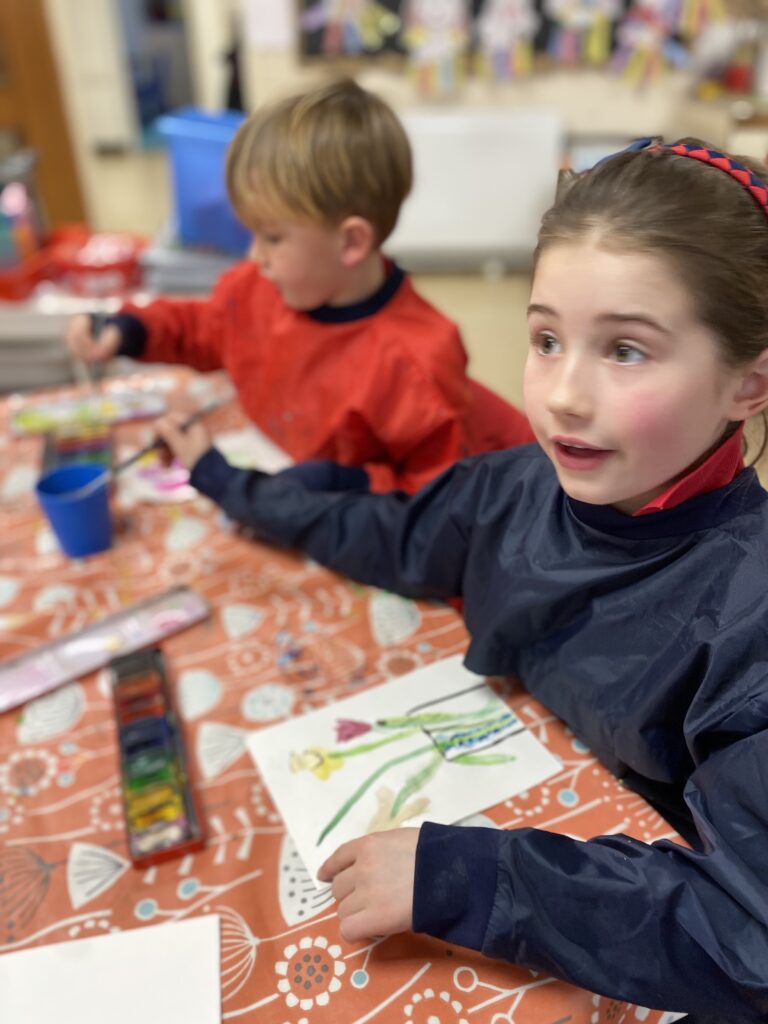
[249,238,269,271]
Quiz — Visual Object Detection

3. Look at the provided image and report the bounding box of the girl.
[158,139,768,1023]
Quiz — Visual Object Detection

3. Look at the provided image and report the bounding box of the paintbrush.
[73,394,232,497]
[81,312,109,399]
[113,394,231,474]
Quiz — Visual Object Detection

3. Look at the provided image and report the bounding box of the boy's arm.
[113,262,258,371]
[189,446,484,598]
[413,729,768,1020]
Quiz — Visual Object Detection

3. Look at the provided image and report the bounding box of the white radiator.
[386,110,563,271]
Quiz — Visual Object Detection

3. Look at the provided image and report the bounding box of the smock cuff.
[108,313,148,359]
[412,822,502,950]
[189,447,242,504]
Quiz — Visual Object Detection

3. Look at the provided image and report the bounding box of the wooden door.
[0,0,85,225]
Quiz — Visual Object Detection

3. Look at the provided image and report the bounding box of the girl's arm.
[413,727,768,1020]
[188,446,486,598]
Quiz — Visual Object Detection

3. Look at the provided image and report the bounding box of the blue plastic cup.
[35,463,112,558]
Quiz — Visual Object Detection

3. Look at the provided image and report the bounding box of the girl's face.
[523,238,748,514]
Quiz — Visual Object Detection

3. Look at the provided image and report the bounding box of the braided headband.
[602,137,768,219]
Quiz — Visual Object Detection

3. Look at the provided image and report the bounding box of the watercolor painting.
[119,425,293,505]
[248,654,560,879]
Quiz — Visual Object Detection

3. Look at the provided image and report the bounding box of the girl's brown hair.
[226,77,412,244]
[537,139,768,370]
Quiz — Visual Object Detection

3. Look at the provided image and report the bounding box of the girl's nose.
[545,359,593,420]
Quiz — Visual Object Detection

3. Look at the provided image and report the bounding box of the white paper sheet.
[216,426,294,473]
[0,915,221,1024]
[248,655,561,879]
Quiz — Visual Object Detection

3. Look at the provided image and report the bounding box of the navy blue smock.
[191,443,768,1023]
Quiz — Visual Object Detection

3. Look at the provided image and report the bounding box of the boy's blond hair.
[226,78,412,244]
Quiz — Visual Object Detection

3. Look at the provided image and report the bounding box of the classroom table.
[0,368,685,1024]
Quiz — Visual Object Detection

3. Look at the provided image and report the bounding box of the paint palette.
[10,388,167,436]
[111,647,205,867]
[0,585,210,713]
[41,424,114,474]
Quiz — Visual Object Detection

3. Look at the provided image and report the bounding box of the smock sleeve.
[414,724,768,1021]
[118,262,257,371]
[188,446,485,599]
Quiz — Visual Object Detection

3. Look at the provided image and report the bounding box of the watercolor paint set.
[111,647,205,866]
[40,423,114,474]
[0,585,210,713]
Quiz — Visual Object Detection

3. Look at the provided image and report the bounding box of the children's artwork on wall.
[476,0,541,78]
[611,0,689,83]
[247,654,561,879]
[297,0,712,78]
[403,0,471,93]
[301,0,406,57]
[543,0,623,65]
[675,0,726,39]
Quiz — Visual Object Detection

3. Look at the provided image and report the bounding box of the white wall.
[44,0,138,151]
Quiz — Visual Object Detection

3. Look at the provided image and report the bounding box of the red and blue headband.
[599,137,768,220]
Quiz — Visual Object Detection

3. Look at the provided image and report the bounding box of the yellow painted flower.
[289,747,344,780]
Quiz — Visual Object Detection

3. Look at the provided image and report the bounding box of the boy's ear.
[730,348,768,420]
[338,216,377,267]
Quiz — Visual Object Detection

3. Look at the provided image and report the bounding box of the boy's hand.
[65,314,122,363]
[154,413,213,470]
[318,829,419,942]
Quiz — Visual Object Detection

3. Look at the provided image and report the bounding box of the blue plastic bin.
[155,108,251,256]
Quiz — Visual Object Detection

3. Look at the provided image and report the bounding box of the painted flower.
[275,934,345,1011]
[335,718,372,743]
[290,747,344,780]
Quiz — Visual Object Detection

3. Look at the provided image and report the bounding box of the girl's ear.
[338,216,376,267]
[730,349,768,420]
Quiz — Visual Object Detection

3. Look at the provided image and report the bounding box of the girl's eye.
[534,332,561,355]
[613,343,645,365]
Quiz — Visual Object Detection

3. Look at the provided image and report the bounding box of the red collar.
[633,425,745,517]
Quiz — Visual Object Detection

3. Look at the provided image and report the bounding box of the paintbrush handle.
[111,395,231,477]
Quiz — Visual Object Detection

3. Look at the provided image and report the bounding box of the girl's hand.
[65,314,122,363]
[154,413,213,470]
[318,828,419,942]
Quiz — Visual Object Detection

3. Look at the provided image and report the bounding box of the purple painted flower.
[335,719,372,743]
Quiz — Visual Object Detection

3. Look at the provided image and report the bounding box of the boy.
[66,78,532,493]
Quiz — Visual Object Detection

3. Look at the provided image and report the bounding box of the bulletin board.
[296,0,693,89]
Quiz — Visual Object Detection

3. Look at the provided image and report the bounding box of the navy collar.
[306,262,405,323]
[568,468,767,540]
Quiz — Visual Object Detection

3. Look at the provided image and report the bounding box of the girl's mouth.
[553,440,613,471]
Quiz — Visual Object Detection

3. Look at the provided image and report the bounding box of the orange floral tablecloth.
[0,369,684,1024]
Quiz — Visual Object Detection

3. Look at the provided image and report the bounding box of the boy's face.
[523,239,747,514]
[249,217,349,310]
